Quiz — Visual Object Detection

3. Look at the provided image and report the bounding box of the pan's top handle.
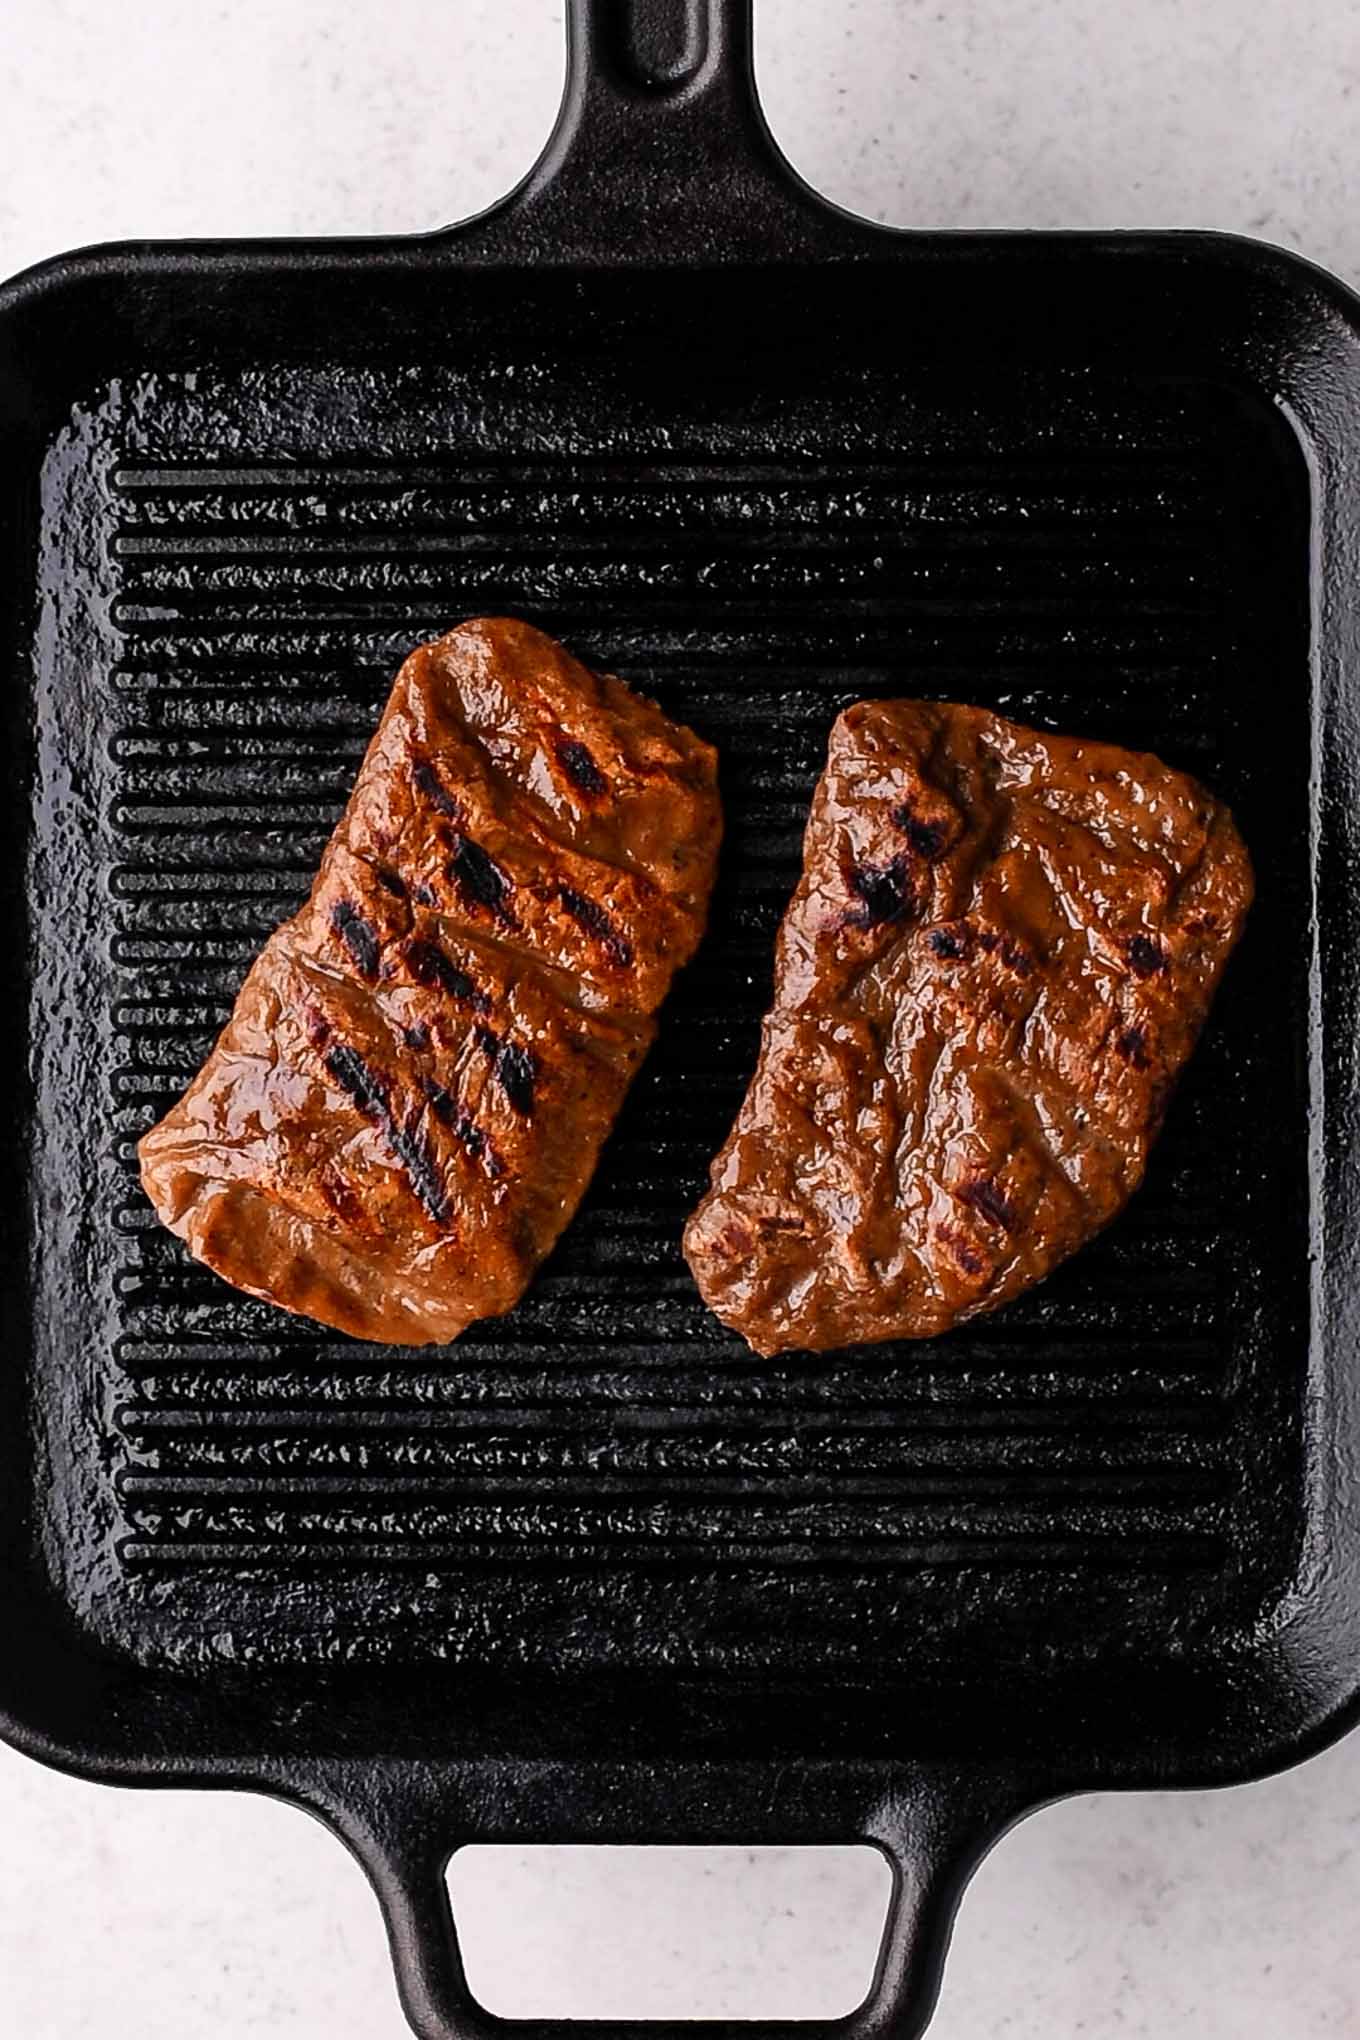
[453,0,849,262]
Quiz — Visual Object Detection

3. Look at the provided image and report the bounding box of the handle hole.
[616,0,708,92]
[447,1844,891,2021]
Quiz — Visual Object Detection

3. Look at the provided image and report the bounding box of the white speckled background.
[3,2,1360,2034]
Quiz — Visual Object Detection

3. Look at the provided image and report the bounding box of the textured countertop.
[3,2,1360,2035]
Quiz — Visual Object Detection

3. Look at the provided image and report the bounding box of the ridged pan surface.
[29,348,1309,1681]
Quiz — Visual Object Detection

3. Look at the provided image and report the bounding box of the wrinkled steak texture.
[684,699,1252,1357]
[139,618,721,1345]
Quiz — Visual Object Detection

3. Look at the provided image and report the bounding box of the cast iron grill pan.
[3,5,1360,2037]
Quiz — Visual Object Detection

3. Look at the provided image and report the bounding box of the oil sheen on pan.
[138,617,722,1345]
[684,699,1253,1357]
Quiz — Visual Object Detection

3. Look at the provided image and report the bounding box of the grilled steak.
[684,699,1252,1356]
[139,618,721,1344]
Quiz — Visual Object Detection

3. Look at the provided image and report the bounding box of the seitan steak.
[139,617,721,1345]
[684,699,1252,1356]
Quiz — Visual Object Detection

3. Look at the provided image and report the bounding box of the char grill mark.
[475,1028,537,1117]
[404,937,489,1011]
[846,854,915,929]
[495,1041,537,1116]
[324,1043,449,1225]
[893,804,950,860]
[978,929,1035,977]
[1126,934,1165,977]
[1117,1025,1151,1068]
[449,833,515,925]
[411,758,460,820]
[422,1080,505,1180]
[555,737,609,798]
[848,800,960,931]
[558,884,634,967]
[957,1177,1018,1231]
[929,923,971,961]
[330,900,381,979]
[376,865,407,899]
[936,1223,986,1276]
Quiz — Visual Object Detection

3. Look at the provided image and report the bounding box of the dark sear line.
[893,803,951,860]
[846,853,915,929]
[450,833,516,924]
[845,799,959,934]
[404,936,490,1011]
[554,736,609,798]
[1117,1024,1151,1068]
[474,1027,538,1116]
[411,758,461,820]
[495,1040,537,1116]
[977,928,1035,977]
[957,1176,1018,1232]
[422,1079,505,1180]
[928,923,972,961]
[1126,934,1165,977]
[495,1036,538,1117]
[324,1042,449,1225]
[935,1221,986,1276]
[330,900,381,978]
[375,865,407,899]
[558,883,634,967]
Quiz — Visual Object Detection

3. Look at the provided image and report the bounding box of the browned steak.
[684,699,1252,1356]
[139,618,721,1345]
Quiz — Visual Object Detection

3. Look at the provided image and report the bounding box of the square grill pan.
[3,5,1360,2037]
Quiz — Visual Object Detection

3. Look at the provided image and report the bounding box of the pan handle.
[454,0,848,261]
[320,1767,1019,2040]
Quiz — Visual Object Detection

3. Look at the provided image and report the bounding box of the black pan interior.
[0,251,1330,1776]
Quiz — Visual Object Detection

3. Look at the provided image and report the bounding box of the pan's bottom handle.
[368,1833,491,2040]
[340,1788,1013,2040]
